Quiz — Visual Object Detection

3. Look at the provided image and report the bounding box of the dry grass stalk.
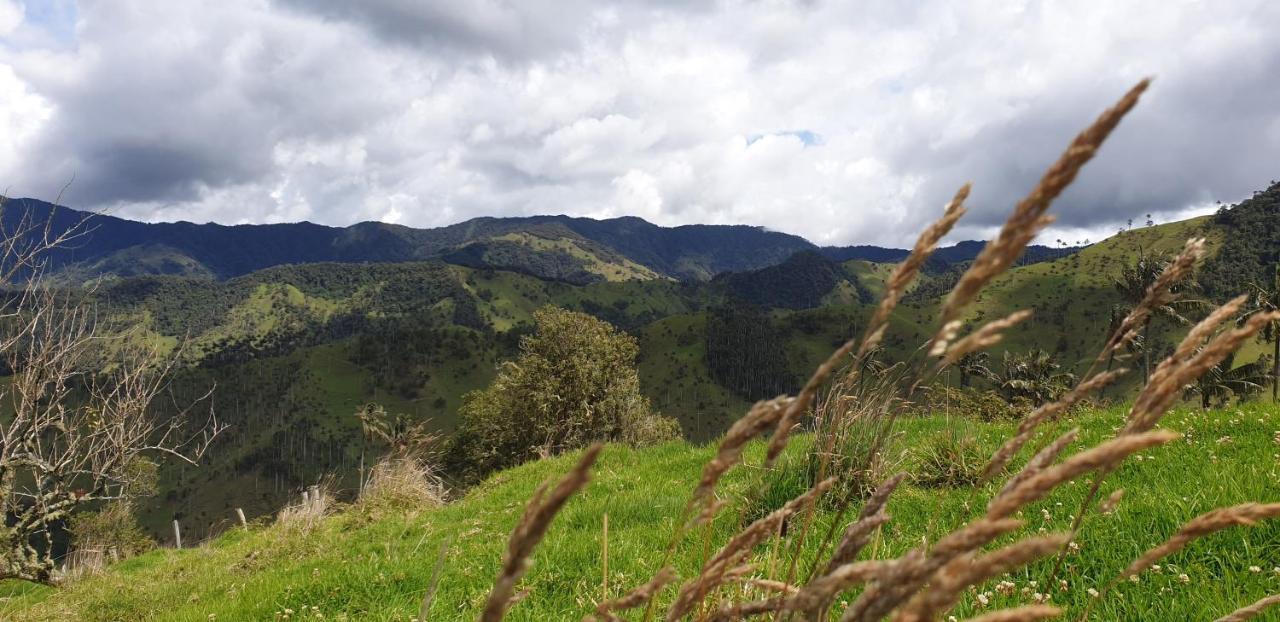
[961,605,1061,622]
[786,560,887,614]
[764,181,969,468]
[1168,293,1247,364]
[992,428,1079,506]
[895,534,1069,622]
[937,79,1150,332]
[1098,489,1125,514]
[276,480,334,530]
[1213,594,1280,622]
[987,430,1179,520]
[1121,503,1280,579]
[419,538,450,621]
[665,478,835,622]
[585,567,677,622]
[481,444,602,622]
[824,473,906,573]
[359,456,447,511]
[695,396,791,521]
[861,183,971,356]
[706,596,787,622]
[841,518,1025,622]
[766,186,970,496]
[1126,309,1280,435]
[980,370,1124,484]
[939,310,1033,363]
[740,578,797,596]
[1098,237,1206,363]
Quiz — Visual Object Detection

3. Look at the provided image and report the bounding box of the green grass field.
[8,400,1280,621]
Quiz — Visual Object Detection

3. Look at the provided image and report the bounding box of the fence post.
[173,520,182,549]
[235,508,247,527]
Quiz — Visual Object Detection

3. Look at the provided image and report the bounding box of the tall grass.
[481,79,1280,621]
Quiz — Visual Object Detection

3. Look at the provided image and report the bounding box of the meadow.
[4,402,1279,621]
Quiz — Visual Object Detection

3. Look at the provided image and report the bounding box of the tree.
[1113,250,1201,382]
[989,349,1076,405]
[1183,352,1271,409]
[356,402,436,458]
[955,351,991,388]
[448,306,678,479]
[0,199,222,584]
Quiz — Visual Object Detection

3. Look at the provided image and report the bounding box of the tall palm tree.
[1113,250,1201,383]
[1183,352,1271,409]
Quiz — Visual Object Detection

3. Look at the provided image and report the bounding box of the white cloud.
[0,0,22,36]
[0,0,1277,247]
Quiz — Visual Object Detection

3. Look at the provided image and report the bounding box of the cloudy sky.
[1,0,1277,246]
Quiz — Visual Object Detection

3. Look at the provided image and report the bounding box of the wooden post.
[601,513,609,601]
[235,508,247,527]
[302,490,310,507]
[173,520,182,549]
[308,484,320,511]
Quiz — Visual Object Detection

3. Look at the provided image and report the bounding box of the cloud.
[0,0,22,36]
[1,0,1277,246]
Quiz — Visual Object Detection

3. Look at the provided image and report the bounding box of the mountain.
[712,250,872,309]
[818,239,1081,268]
[0,198,816,282]
[0,197,1082,286]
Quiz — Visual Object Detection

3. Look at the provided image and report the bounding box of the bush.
[66,500,154,577]
[358,457,447,515]
[914,424,987,488]
[621,413,683,447]
[448,306,678,480]
[915,385,1030,421]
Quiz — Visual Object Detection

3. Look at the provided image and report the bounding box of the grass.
[7,401,1280,621]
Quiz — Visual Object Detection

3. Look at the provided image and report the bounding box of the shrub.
[448,306,678,480]
[276,479,335,531]
[66,500,154,577]
[358,457,447,514]
[915,385,1030,421]
[620,413,682,447]
[914,423,987,488]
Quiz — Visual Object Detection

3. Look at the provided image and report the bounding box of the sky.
[0,0,1277,247]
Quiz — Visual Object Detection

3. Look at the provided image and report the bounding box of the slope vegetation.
[5,403,1280,621]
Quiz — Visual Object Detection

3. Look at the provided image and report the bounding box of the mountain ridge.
[0,196,1078,284]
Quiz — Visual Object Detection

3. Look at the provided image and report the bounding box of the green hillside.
[6,402,1280,621]
[86,203,1274,540]
[934,216,1224,374]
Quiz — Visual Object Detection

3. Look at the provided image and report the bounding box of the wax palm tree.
[356,402,437,458]
[955,350,991,388]
[990,349,1076,405]
[1113,249,1202,382]
[1183,352,1272,410]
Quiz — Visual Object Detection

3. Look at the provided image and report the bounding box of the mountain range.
[1,197,1077,284]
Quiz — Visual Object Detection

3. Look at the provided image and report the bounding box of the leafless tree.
[0,196,223,584]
